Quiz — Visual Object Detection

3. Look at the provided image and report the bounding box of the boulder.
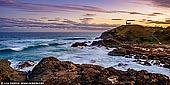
[28,57,105,84]
[0,59,27,82]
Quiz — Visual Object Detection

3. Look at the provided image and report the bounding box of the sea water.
[0,32,169,76]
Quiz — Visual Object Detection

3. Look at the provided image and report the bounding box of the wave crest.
[0,43,65,52]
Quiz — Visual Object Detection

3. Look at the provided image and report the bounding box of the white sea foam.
[10,47,25,51]
[56,46,170,76]
[10,60,38,72]
[18,65,36,72]
[40,43,49,46]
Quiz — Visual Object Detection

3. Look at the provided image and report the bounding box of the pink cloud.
[0,0,165,17]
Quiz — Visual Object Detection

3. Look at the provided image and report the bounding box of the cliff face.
[100,25,170,44]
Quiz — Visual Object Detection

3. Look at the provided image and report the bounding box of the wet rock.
[118,63,128,67]
[140,55,148,59]
[108,48,127,56]
[148,55,157,60]
[0,59,27,82]
[95,37,100,39]
[132,59,142,63]
[91,39,120,47]
[152,60,161,65]
[133,60,152,66]
[71,42,88,47]
[163,64,170,69]
[134,55,141,59]
[125,55,132,58]
[16,60,36,69]
[143,61,152,66]
[90,60,96,63]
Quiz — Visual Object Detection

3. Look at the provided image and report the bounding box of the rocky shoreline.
[90,25,170,69]
[0,57,170,85]
[1,25,170,84]
[71,40,170,69]
[107,44,170,68]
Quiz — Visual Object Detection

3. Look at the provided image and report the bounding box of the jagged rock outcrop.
[0,59,27,82]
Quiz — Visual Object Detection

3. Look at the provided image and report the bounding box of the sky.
[0,0,170,32]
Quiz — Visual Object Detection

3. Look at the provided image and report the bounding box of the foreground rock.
[0,59,27,82]
[28,57,170,84]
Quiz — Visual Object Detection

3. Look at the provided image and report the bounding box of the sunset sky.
[0,0,170,32]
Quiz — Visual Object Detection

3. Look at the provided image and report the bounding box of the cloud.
[80,18,94,24]
[150,0,170,9]
[0,0,164,16]
[83,13,96,17]
[137,0,170,10]
[127,20,135,21]
[48,18,60,22]
[48,20,58,22]
[112,19,123,20]
[127,12,163,16]
[146,18,170,24]
[41,17,48,19]
[63,19,78,25]
[146,12,164,16]
[29,18,42,22]
[0,17,117,31]
[137,18,170,25]
[147,20,152,21]
[164,18,170,24]
[0,0,112,13]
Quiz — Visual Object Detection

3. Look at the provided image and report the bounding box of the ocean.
[0,32,170,76]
